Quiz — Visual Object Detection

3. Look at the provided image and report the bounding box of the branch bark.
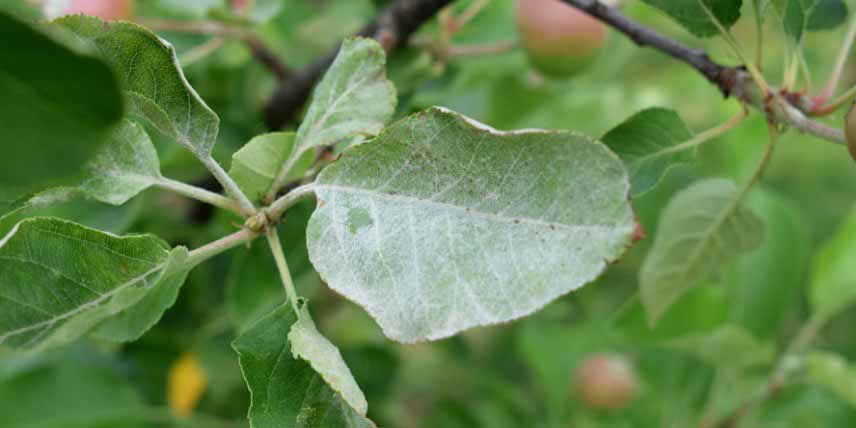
[263,0,455,130]
[561,0,844,145]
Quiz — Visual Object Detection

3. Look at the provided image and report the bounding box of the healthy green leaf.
[602,108,695,197]
[640,178,764,325]
[233,304,376,428]
[271,37,396,196]
[289,305,368,416]
[0,217,187,351]
[0,11,123,207]
[54,14,220,156]
[805,352,856,408]
[229,133,313,202]
[641,0,743,38]
[783,0,808,41]
[307,107,637,343]
[809,208,856,318]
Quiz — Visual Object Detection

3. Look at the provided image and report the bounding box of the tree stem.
[187,228,258,267]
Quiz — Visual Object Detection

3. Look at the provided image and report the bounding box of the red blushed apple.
[66,0,134,21]
[515,0,607,78]
[574,353,639,410]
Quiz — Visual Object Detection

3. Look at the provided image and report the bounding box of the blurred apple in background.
[65,0,133,20]
[515,0,607,79]
[574,353,639,410]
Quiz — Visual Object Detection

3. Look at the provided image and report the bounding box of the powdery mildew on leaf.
[0,217,186,351]
[271,37,396,195]
[307,107,636,343]
[54,15,220,156]
[639,178,763,325]
[233,304,376,428]
[289,305,368,415]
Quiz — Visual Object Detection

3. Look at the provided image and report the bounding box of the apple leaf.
[641,0,743,38]
[0,217,188,351]
[602,108,695,197]
[307,107,636,343]
[809,208,856,318]
[229,133,313,202]
[233,304,376,428]
[54,14,219,156]
[640,178,763,324]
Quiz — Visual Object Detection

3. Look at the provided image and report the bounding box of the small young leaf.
[229,133,313,202]
[233,304,376,428]
[269,37,396,197]
[805,352,856,407]
[0,11,123,202]
[640,178,763,325]
[54,14,220,156]
[641,0,743,38]
[307,107,636,343]
[0,217,188,351]
[809,208,856,318]
[289,305,368,416]
[602,108,695,197]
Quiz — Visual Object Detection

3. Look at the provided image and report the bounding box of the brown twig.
[139,19,291,81]
[559,0,845,145]
[263,0,455,130]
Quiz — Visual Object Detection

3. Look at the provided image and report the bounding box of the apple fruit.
[66,0,134,21]
[515,0,607,78]
[574,353,638,410]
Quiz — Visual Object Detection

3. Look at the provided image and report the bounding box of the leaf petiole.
[265,227,300,314]
[155,177,242,215]
[267,183,317,222]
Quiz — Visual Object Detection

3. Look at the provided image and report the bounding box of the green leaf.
[0,217,188,351]
[602,108,695,197]
[809,207,856,318]
[783,0,808,41]
[307,107,636,343]
[805,352,856,408]
[80,120,162,206]
[641,0,743,38]
[229,133,313,202]
[807,0,848,31]
[272,37,396,195]
[0,12,123,206]
[289,305,368,416]
[640,178,764,324]
[665,325,775,369]
[1,121,162,223]
[54,14,219,156]
[233,304,376,428]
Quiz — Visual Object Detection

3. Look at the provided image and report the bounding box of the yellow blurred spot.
[167,353,208,416]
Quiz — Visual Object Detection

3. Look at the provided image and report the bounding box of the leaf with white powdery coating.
[289,304,368,416]
[640,178,763,325]
[270,37,396,196]
[53,14,219,156]
[1,120,163,222]
[229,133,314,202]
[307,107,637,343]
[233,304,376,428]
[641,0,742,38]
[602,108,695,197]
[0,217,188,351]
